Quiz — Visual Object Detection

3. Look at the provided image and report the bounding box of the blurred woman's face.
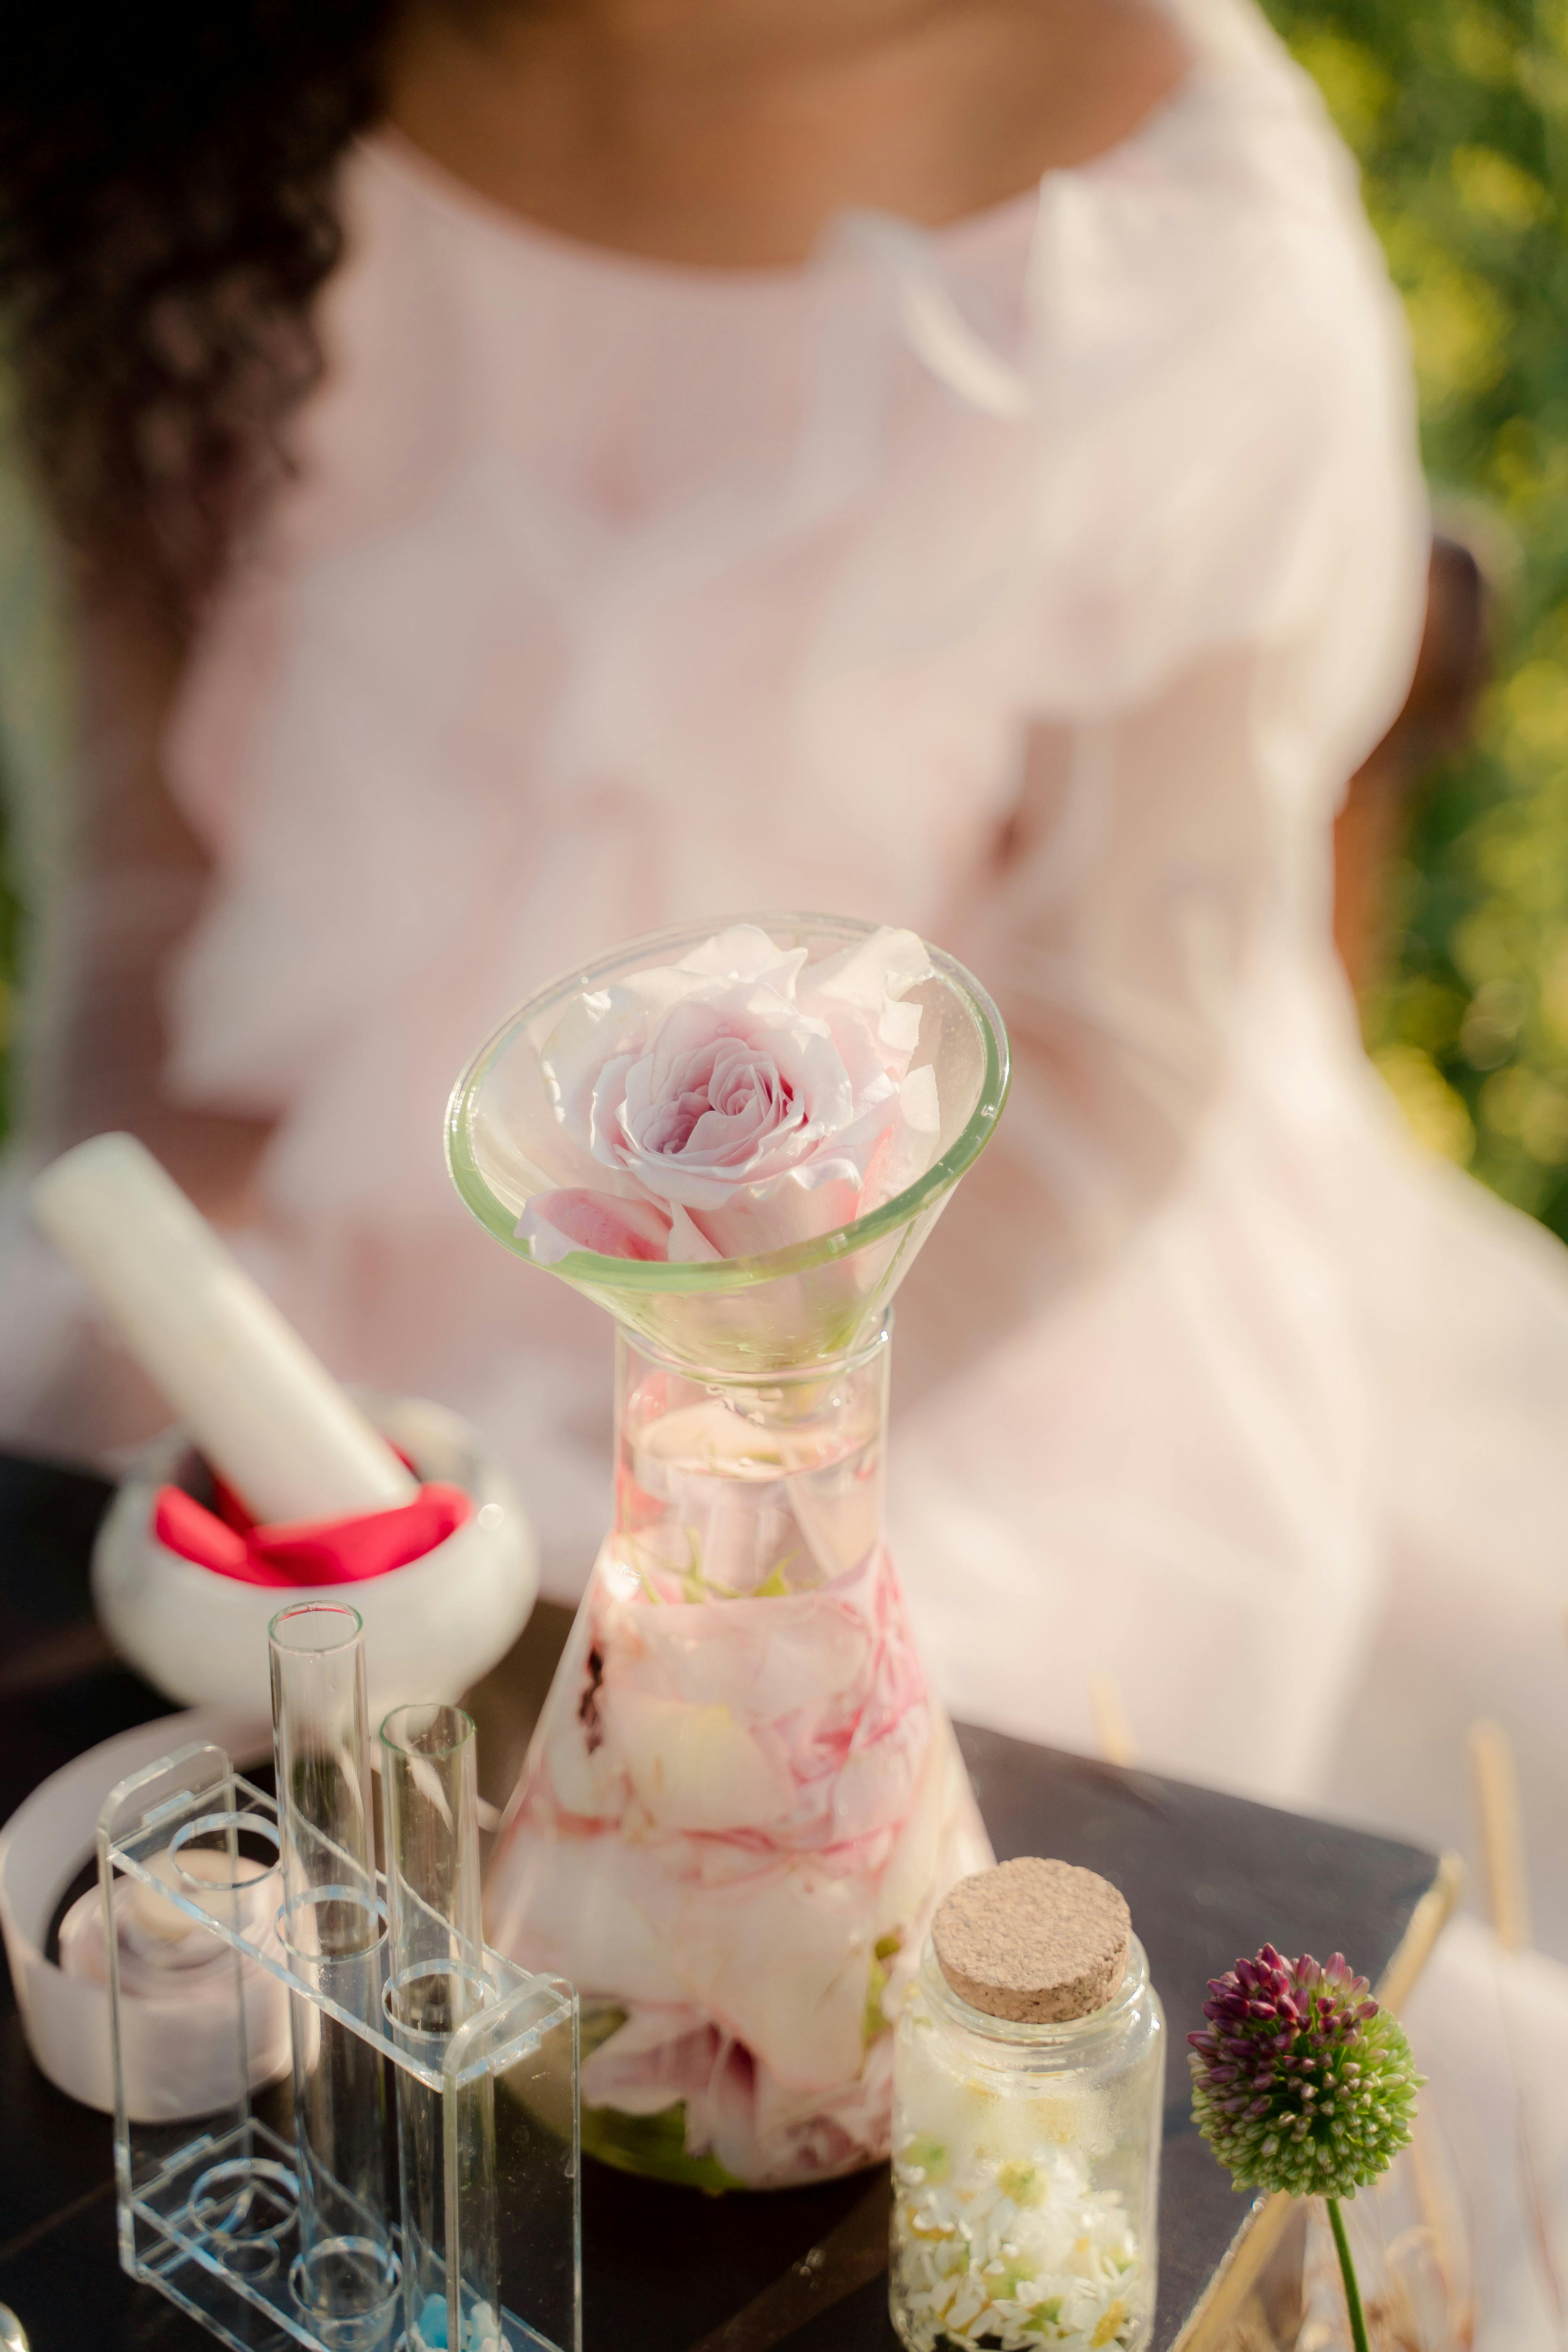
[389,0,1191,267]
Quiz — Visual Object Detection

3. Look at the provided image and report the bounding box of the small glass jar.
[890,1895,1164,2352]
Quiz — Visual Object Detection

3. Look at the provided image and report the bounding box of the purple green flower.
[1187,1944,1421,2199]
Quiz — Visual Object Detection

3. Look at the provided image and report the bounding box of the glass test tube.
[269,1602,399,2347]
[380,1703,499,2352]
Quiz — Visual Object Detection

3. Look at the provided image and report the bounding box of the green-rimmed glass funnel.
[445,912,1009,1374]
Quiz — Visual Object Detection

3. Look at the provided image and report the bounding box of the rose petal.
[687,1171,861,1259]
[666,1203,723,1263]
[806,928,931,1046]
[856,1064,941,1215]
[516,1187,673,1265]
[678,924,808,993]
[531,927,943,1259]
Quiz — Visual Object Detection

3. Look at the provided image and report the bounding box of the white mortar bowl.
[92,1394,537,1721]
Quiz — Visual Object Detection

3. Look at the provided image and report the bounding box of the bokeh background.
[0,0,1561,1237]
[1273,0,1568,1242]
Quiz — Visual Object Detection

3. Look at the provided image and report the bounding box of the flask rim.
[617,1308,893,1390]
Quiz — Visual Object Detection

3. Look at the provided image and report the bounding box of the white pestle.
[31,1133,417,1523]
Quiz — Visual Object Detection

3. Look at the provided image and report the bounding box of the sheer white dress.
[5,0,1568,2326]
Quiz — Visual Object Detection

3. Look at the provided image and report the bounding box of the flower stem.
[1326,2196,1371,2352]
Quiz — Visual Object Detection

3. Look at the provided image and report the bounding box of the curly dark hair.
[0,7,403,625]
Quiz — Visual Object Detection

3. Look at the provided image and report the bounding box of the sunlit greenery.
[1263,0,1568,1234]
[0,857,14,1138]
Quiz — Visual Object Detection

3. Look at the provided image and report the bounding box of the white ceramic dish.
[0,1709,277,2119]
[91,1394,538,1722]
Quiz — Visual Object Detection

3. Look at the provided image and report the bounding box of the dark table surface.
[0,1450,1448,2352]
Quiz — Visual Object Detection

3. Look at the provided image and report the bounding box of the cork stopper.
[932,1857,1132,2025]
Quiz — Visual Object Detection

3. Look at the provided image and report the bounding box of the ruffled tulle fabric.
[137,0,1437,1693]
[9,0,1447,1789]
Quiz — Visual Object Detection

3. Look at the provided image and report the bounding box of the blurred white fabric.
[1401,1918,1568,2348]
[0,0,1477,1825]
[3,0,1568,2330]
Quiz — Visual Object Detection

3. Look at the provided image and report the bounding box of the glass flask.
[889,1882,1164,2352]
[447,914,1010,2189]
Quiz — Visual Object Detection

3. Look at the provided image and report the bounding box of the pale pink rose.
[517,924,940,1265]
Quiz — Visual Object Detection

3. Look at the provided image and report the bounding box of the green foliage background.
[1261,0,1568,1230]
[0,11,1562,1223]
[0,847,15,1139]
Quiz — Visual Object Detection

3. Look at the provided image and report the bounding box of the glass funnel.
[446,914,1009,2189]
[446,911,1008,1376]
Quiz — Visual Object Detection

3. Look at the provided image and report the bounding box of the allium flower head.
[1187,1944,1420,2197]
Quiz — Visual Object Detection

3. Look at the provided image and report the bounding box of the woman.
[4,0,1426,1753]
[0,0,1437,1762]
[4,6,1567,2322]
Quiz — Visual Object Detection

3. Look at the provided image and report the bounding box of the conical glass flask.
[447,914,1009,2188]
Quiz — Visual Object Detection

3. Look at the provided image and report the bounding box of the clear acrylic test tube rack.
[98,1739,580,2352]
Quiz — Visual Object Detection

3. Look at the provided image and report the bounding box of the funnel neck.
[610,1317,890,1603]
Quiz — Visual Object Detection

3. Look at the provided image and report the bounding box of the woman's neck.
[387,0,1191,267]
